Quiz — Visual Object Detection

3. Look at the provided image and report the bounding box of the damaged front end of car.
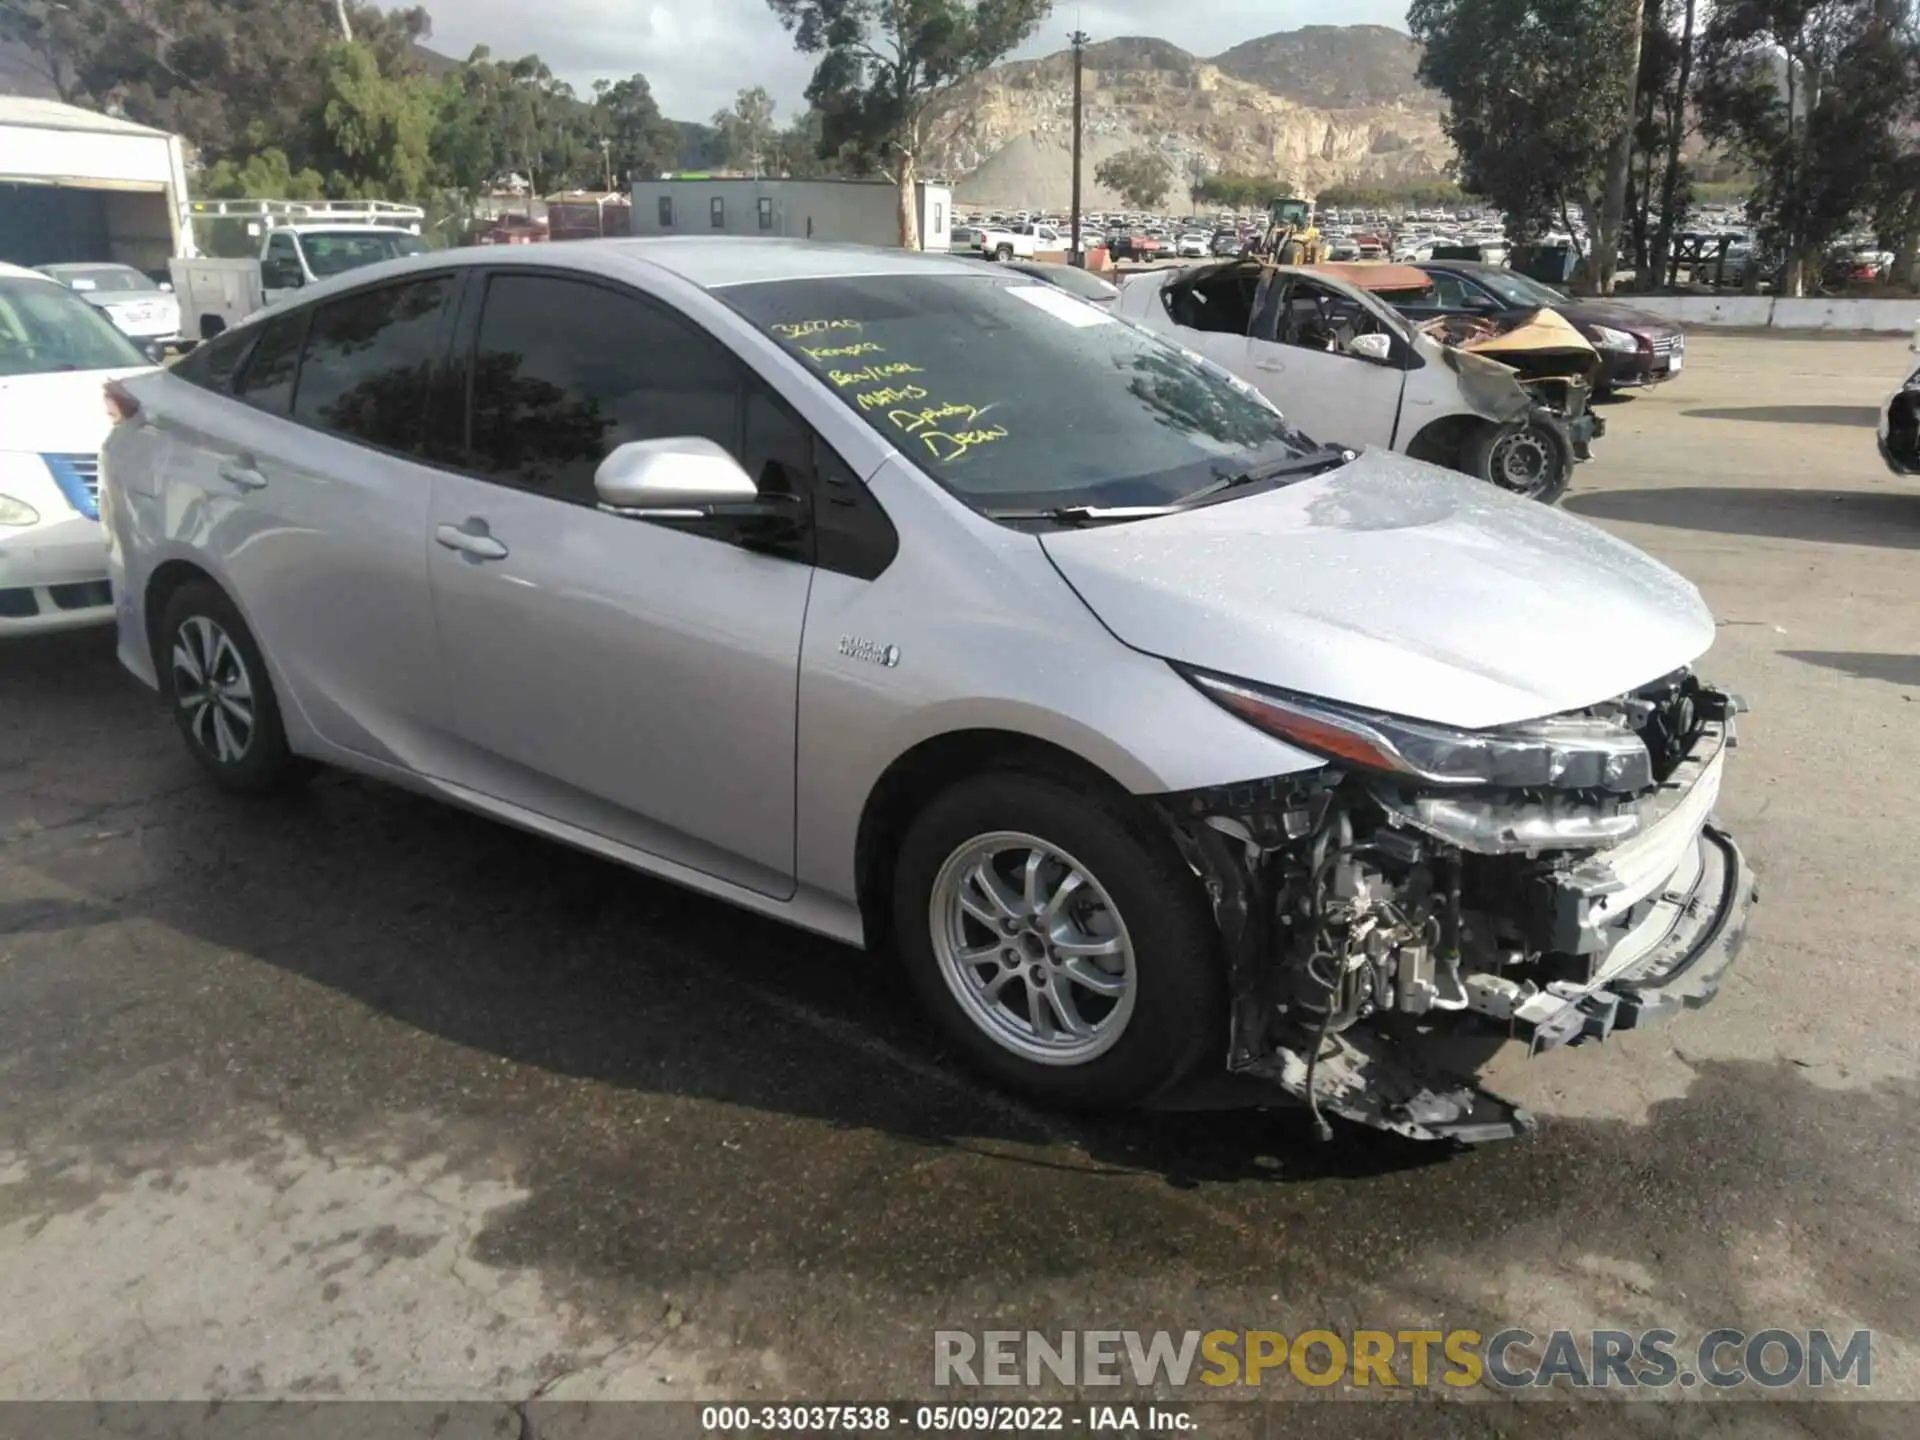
[1431,306,1608,464]
[1157,668,1757,1144]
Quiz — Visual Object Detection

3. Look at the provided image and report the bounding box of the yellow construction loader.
[1259,196,1324,265]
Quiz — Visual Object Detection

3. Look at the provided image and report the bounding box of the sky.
[406,0,1414,123]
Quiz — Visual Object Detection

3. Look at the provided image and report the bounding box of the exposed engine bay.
[1425,305,1606,465]
[1158,670,1756,1143]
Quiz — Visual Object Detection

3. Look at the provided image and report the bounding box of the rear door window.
[233,312,306,415]
[291,274,457,455]
[172,326,257,393]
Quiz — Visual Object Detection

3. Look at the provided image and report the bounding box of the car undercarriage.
[1159,670,1758,1143]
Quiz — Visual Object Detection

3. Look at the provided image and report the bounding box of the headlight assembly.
[0,494,40,527]
[1590,325,1641,353]
[1183,668,1654,793]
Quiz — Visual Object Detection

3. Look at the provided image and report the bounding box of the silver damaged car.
[100,240,1757,1142]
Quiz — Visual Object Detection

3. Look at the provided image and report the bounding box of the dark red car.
[1413,261,1687,396]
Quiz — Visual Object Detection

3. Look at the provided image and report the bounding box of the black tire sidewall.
[160,581,302,793]
[891,771,1224,1110]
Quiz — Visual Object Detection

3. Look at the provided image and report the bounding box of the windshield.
[1018,264,1118,302]
[43,265,156,294]
[723,273,1318,511]
[1472,268,1569,308]
[0,278,148,377]
[299,231,426,277]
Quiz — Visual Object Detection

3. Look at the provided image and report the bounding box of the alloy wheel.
[172,614,256,765]
[927,831,1137,1066]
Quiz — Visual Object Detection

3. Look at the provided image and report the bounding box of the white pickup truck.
[954,225,1040,262]
[172,200,429,338]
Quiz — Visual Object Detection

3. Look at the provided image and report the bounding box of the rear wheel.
[160,581,308,794]
[994,244,1014,261]
[892,772,1222,1110]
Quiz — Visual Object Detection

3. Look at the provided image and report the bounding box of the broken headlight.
[1182,668,1653,793]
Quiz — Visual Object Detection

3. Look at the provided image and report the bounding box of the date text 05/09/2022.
[700,1405,1192,1434]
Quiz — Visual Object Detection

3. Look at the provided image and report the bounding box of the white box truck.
[0,97,194,277]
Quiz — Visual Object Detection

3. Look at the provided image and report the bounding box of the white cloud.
[408,0,1413,122]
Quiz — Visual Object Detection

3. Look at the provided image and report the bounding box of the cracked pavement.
[1,333,1917,1429]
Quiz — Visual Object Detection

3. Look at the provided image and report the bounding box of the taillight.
[105,380,140,425]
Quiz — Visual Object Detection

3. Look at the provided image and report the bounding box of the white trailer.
[628,177,953,251]
[0,97,194,275]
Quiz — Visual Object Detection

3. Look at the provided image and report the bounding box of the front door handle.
[217,460,267,491]
[435,520,509,561]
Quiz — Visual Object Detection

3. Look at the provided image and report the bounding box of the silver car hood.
[1040,453,1716,729]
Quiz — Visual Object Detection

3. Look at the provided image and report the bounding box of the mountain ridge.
[923,25,1451,207]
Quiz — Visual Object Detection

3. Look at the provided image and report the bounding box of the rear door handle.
[217,460,267,491]
[435,521,509,561]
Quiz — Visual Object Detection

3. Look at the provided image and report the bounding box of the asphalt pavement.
[1,333,1916,1432]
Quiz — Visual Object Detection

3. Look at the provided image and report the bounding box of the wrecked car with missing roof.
[1115,260,1603,504]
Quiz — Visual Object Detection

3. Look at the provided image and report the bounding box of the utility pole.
[1069,29,1088,266]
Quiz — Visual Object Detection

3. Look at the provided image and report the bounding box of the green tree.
[1196,172,1293,209]
[766,0,1053,248]
[1095,148,1173,210]
[197,147,328,201]
[1409,0,1641,285]
[713,86,780,174]
[593,73,680,186]
[1697,0,1908,294]
[314,40,437,199]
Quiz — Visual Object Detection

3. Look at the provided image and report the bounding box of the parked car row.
[57,237,1754,1145]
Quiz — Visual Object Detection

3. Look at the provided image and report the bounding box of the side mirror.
[1349,333,1394,363]
[594,437,802,538]
[262,259,303,289]
[158,281,174,293]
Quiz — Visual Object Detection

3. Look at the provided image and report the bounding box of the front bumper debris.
[1161,678,1754,1143]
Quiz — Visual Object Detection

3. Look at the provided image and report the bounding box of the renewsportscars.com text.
[933,1328,1873,1391]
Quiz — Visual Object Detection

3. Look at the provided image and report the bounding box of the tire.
[994,244,1013,261]
[1465,415,1572,505]
[892,770,1223,1110]
[159,580,309,795]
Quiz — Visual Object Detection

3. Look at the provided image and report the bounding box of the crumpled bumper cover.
[1503,822,1755,1054]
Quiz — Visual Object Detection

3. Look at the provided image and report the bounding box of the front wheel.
[994,244,1013,261]
[1467,417,1572,505]
[892,772,1223,1110]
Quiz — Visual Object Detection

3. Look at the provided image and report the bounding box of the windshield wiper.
[1177,445,1356,508]
[982,504,1185,528]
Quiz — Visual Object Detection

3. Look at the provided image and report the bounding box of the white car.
[0,262,153,636]
[1176,233,1210,259]
[1115,260,1579,500]
[36,262,183,343]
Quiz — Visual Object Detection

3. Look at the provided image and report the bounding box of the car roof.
[274,237,999,296]
[0,260,59,284]
[38,261,146,275]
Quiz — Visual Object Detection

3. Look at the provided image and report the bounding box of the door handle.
[435,521,509,561]
[217,460,267,490]
[1254,357,1287,373]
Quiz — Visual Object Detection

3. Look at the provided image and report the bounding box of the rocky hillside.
[922,26,1452,208]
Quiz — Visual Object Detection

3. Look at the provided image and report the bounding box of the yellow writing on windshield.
[887,401,983,433]
[856,385,929,411]
[771,318,863,338]
[829,362,925,387]
[920,426,1010,463]
[801,341,885,359]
